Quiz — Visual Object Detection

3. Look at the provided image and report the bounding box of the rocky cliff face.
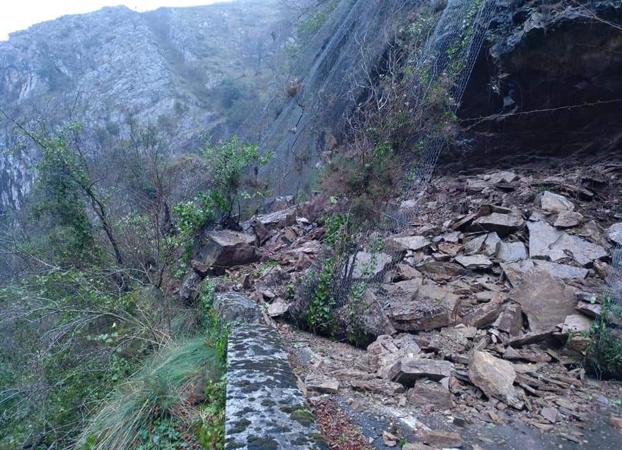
[0,0,291,210]
[2,0,622,209]
[454,0,622,168]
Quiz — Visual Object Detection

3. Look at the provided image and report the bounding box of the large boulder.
[473,212,524,236]
[388,357,453,386]
[200,230,258,269]
[408,380,452,409]
[214,292,262,324]
[254,207,297,230]
[496,241,527,263]
[350,251,393,279]
[469,351,522,409]
[367,334,421,378]
[335,288,396,341]
[540,191,575,213]
[513,272,577,332]
[384,281,460,331]
[179,271,203,304]
[527,221,607,266]
[501,259,588,287]
[494,303,523,336]
[462,296,504,328]
[607,223,622,245]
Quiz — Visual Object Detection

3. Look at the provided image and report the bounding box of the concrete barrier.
[214,292,326,449]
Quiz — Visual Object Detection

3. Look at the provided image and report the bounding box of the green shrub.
[585,297,622,379]
[305,256,338,335]
[171,135,270,262]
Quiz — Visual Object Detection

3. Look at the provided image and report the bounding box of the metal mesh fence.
[607,245,622,305]
[388,0,497,230]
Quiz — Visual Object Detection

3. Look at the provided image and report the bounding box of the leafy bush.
[303,213,359,337]
[171,135,270,261]
[305,256,338,335]
[585,297,622,379]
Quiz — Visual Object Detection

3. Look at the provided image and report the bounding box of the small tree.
[172,135,270,261]
[32,125,124,268]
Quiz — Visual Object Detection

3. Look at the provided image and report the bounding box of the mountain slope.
[0,0,290,210]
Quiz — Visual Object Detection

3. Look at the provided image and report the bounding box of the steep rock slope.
[0,0,290,210]
[454,0,622,167]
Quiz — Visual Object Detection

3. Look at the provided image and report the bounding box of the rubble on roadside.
[194,163,622,448]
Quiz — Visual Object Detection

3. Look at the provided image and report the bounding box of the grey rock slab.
[464,234,487,255]
[541,407,559,423]
[483,232,502,256]
[576,301,602,319]
[462,296,504,328]
[388,235,432,252]
[607,223,622,245]
[555,233,607,265]
[422,430,463,449]
[473,212,524,236]
[253,207,297,231]
[337,288,396,339]
[466,178,490,193]
[389,357,453,386]
[512,272,577,332]
[527,221,606,266]
[494,303,523,336]
[501,259,588,287]
[468,351,522,409]
[369,333,421,378]
[540,191,575,213]
[486,170,518,184]
[408,380,452,409]
[562,314,593,335]
[268,298,290,317]
[201,230,258,269]
[497,241,528,263]
[350,251,393,279]
[385,281,460,331]
[455,254,493,270]
[554,211,583,228]
[305,374,340,394]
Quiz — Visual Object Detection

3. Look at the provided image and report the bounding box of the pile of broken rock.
[178,167,622,447]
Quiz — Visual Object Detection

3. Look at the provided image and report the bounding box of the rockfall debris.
[199,164,622,448]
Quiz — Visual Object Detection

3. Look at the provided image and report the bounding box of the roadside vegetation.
[0,122,262,448]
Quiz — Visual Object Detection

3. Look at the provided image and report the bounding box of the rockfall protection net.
[386,0,497,231]
[309,1,499,319]
[607,245,622,304]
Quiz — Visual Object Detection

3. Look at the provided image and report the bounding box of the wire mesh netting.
[607,246,622,304]
[387,0,497,231]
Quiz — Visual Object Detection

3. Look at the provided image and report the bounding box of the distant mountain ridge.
[0,0,291,210]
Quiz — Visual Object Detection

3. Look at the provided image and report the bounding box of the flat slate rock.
[540,191,575,213]
[513,272,577,332]
[501,259,588,287]
[527,221,607,266]
[472,212,524,236]
[607,222,622,245]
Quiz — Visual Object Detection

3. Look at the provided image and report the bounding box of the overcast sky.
[0,1,231,40]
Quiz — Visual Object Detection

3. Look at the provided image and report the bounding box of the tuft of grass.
[77,337,223,450]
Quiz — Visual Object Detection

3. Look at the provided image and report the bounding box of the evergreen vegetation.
[0,125,261,448]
